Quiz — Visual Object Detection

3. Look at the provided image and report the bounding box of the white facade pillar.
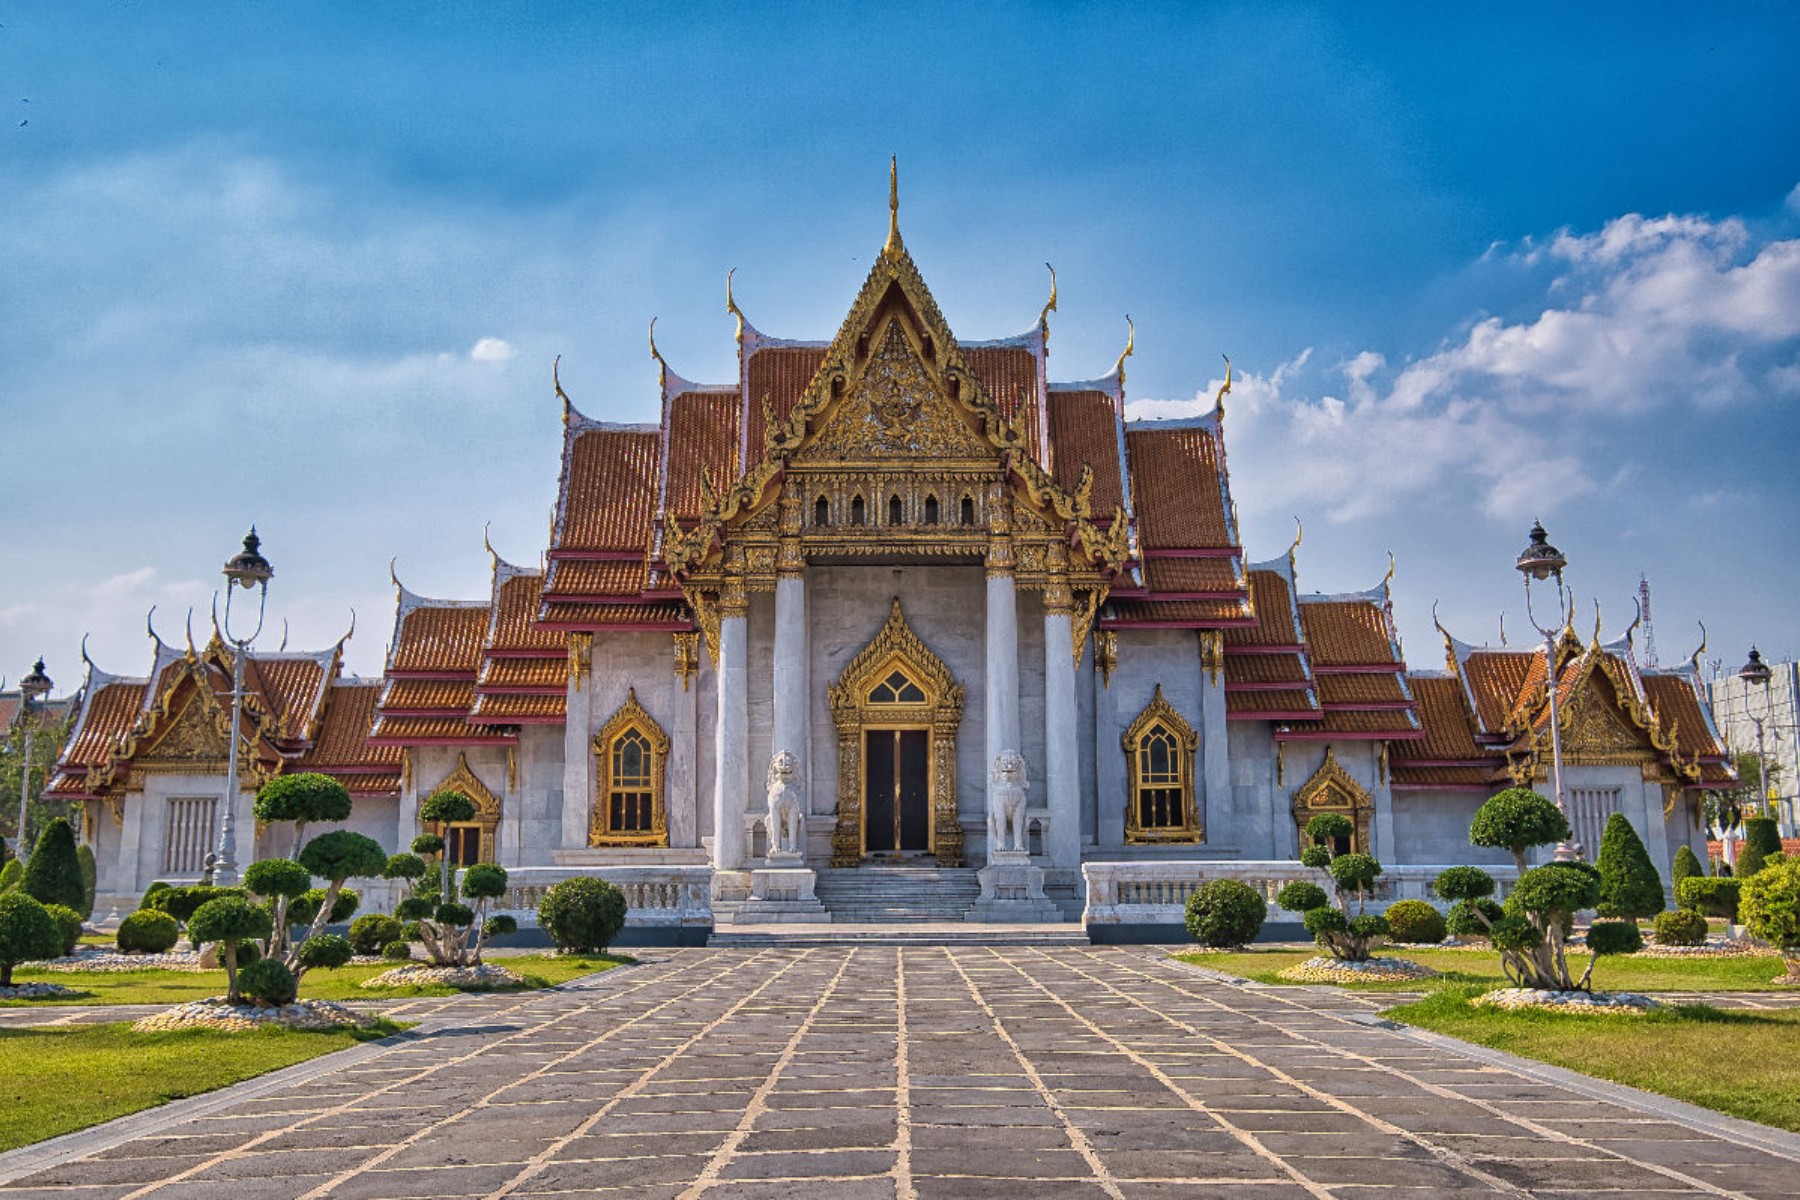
[1199,633,1229,845]
[986,569,1021,849]
[772,573,810,804]
[713,610,750,869]
[1043,605,1081,867]
[560,635,592,850]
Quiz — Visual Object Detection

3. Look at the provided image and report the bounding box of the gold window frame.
[591,688,670,847]
[1292,747,1373,854]
[421,753,502,864]
[1122,684,1203,843]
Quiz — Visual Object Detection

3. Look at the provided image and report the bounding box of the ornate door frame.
[828,599,965,867]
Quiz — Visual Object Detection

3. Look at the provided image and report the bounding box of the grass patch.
[2,954,628,1007]
[1387,989,1800,1133]
[1174,946,1795,993]
[0,1020,400,1152]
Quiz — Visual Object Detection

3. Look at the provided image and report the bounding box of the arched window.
[923,494,939,525]
[815,495,830,527]
[851,494,866,526]
[591,690,670,846]
[889,494,904,525]
[960,494,976,526]
[1122,685,1201,843]
[1292,749,1373,856]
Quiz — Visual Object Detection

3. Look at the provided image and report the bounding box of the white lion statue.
[987,749,1029,856]
[763,749,805,857]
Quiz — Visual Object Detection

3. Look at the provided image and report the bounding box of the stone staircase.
[814,864,983,922]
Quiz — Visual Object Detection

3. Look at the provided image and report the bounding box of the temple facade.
[49,190,1738,925]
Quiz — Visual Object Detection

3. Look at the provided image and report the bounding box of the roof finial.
[553,355,573,425]
[1215,354,1232,418]
[1383,550,1396,590]
[336,608,356,650]
[80,632,94,672]
[1038,263,1057,332]
[1112,316,1135,382]
[185,607,197,656]
[1686,620,1707,672]
[726,267,746,345]
[388,556,402,590]
[885,156,900,253]
[483,521,498,567]
[648,317,666,390]
[1590,597,1603,647]
[1499,611,1508,647]
[1286,516,1303,566]
[278,618,289,652]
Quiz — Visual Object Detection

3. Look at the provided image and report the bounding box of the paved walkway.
[3,947,1797,1198]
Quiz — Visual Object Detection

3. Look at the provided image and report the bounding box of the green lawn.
[1388,989,1800,1133]
[2,954,627,1007]
[0,1021,400,1152]
[1174,946,1795,993]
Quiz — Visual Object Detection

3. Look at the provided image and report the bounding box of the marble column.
[1043,608,1081,868]
[1199,632,1229,846]
[560,634,592,850]
[772,572,809,807]
[713,606,750,870]
[985,568,1021,856]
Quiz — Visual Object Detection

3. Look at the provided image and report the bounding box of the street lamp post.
[13,658,53,857]
[1515,519,1583,863]
[213,528,274,888]
[1738,647,1774,820]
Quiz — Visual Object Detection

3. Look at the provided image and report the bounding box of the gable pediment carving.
[798,319,991,464]
[138,691,231,765]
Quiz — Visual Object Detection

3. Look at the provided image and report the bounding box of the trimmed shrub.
[187,896,272,1002]
[1738,859,1800,958]
[288,887,360,928]
[76,844,97,918]
[1470,788,1571,871]
[394,897,434,922]
[22,819,86,913]
[483,914,518,940]
[1299,845,1331,869]
[1585,919,1644,957]
[381,940,412,962]
[1385,900,1448,944]
[1347,913,1390,941]
[1183,879,1267,947]
[399,919,422,942]
[150,885,247,925]
[138,881,172,908]
[410,834,444,857]
[1677,876,1740,921]
[1671,845,1704,892]
[434,902,474,927]
[382,853,427,882]
[253,773,352,843]
[295,933,354,972]
[538,877,629,954]
[1433,866,1498,902]
[1276,881,1328,913]
[44,903,83,956]
[349,914,404,956]
[297,832,387,890]
[0,892,62,986]
[1739,817,1783,879]
[1595,813,1665,919]
[243,858,311,902]
[238,957,298,1005]
[1445,898,1504,938]
[1652,908,1708,947]
[0,859,22,894]
[117,909,180,954]
[1303,907,1348,936]
[419,790,478,825]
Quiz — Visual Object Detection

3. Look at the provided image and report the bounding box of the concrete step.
[708,922,1089,947]
[813,866,984,924]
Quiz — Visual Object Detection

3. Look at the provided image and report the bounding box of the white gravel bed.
[1277,956,1438,983]
[26,949,208,973]
[132,997,369,1033]
[0,981,78,1000]
[1636,936,1775,958]
[1471,987,1660,1014]
[359,963,525,990]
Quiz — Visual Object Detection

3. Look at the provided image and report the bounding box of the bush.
[254,773,353,838]
[0,893,63,985]
[1303,907,1348,935]
[117,909,181,954]
[44,903,83,956]
[382,853,427,882]
[1327,853,1382,897]
[434,902,474,927]
[139,881,172,908]
[1385,900,1447,944]
[1652,908,1709,946]
[1304,813,1355,845]
[1677,876,1740,921]
[149,885,247,925]
[349,915,404,956]
[289,887,360,928]
[1433,865,1498,902]
[1738,858,1800,953]
[76,844,97,919]
[381,940,412,961]
[1585,919,1644,957]
[21,819,86,913]
[1739,817,1783,879]
[1299,845,1331,869]
[483,914,518,940]
[1445,897,1504,938]
[295,934,355,972]
[1470,788,1571,870]
[1595,813,1665,919]
[1347,913,1390,940]
[0,859,22,894]
[237,957,298,1005]
[297,831,387,891]
[1275,881,1328,913]
[399,920,422,942]
[420,790,478,825]
[1671,845,1704,891]
[243,858,311,902]
[538,877,628,954]
[394,897,434,922]
[410,834,444,857]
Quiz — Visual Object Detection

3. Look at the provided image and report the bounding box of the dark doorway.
[864,728,931,854]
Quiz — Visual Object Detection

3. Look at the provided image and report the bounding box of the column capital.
[985,534,1016,577]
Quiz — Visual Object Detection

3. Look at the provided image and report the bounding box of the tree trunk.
[304,880,342,946]
[223,944,239,1004]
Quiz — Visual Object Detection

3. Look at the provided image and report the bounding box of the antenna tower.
[1638,574,1658,667]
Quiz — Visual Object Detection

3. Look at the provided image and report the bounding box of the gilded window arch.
[888,494,904,525]
[591,688,670,846]
[1292,747,1373,855]
[814,494,830,526]
[422,753,503,864]
[851,494,866,525]
[923,493,940,525]
[959,493,975,526]
[1121,685,1202,843]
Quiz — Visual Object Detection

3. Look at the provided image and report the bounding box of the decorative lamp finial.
[222,527,274,589]
[1739,645,1773,687]
[18,656,52,703]
[1515,518,1567,582]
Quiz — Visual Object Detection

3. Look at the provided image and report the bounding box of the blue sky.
[4,3,1799,693]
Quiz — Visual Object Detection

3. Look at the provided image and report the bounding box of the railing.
[494,865,714,927]
[1082,861,1519,926]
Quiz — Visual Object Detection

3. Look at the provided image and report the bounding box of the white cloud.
[470,337,516,363]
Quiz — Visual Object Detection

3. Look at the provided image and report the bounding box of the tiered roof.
[472,557,566,726]
[372,577,513,746]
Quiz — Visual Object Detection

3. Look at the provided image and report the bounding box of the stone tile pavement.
[2,947,1797,1199]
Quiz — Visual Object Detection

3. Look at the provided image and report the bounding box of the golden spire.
[1038,263,1058,332]
[553,355,573,425]
[1112,316,1135,382]
[885,156,901,254]
[483,521,498,568]
[1214,354,1232,418]
[726,267,746,345]
[1286,516,1303,568]
[1383,550,1396,590]
[388,556,402,590]
[648,317,666,390]
[1686,621,1708,672]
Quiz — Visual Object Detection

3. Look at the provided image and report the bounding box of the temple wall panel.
[512,724,564,865]
[1227,721,1281,858]
[587,631,697,850]
[1389,790,1510,866]
[1107,630,1205,850]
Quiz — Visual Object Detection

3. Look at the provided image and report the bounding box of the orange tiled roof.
[664,390,741,522]
[1141,558,1242,594]
[1125,424,1234,550]
[965,345,1042,464]
[544,559,648,598]
[340,772,402,796]
[479,657,566,690]
[1299,598,1399,667]
[537,601,693,629]
[379,679,475,714]
[1287,709,1421,735]
[745,346,827,452]
[557,427,661,552]
[298,682,403,771]
[471,692,567,722]
[1224,569,1304,650]
[488,572,564,652]
[1227,688,1319,717]
[62,680,148,768]
[1642,672,1729,761]
[1395,675,1488,763]
[243,654,329,733]
[1317,674,1409,706]
[1226,655,1311,685]
[1101,598,1251,626]
[369,715,515,744]
[390,603,490,675]
[1463,649,1535,732]
[1390,764,1497,788]
[1046,389,1124,517]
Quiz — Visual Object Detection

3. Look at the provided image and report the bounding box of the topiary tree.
[1652,908,1708,947]
[1738,858,1800,980]
[186,895,272,1003]
[483,913,517,942]
[76,844,97,919]
[381,940,412,961]
[21,818,85,913]
[1384,899,1448,945]
[253,772,353,852]
[1677,876,1740,921]
[242,858,311,959]
[295,830,385,945]
[1437,861,1627,991]
[238,957,298,1005]
[1738,816,1783,879]
[415,862,509,967]
[349,914,404,956]
[287,887,359,929]
[538,877,627,954]
[44,903,83,956]
[419,790,477,899]
[1276,814,1390,961]
[1671,844,1704,893]
[149,885,248,927]
[1584,919,1643,961]
[0,858,22,894]
[116,909,180,954]
[138,881,172,908]
[0,892,62,986]
[1470,788,1571,871]
[1183,879,1266,947]
[1594,812,1665,920]
[292,933,355,987]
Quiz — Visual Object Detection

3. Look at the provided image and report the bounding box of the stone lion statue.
[763,749,805,857]
[987,749,1029,855]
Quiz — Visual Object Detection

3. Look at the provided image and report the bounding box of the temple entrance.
[864,728,931,855]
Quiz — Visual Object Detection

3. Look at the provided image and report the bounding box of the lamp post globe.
[15,658,53,855]
[214,528,274,888]
[1515,520,1580,861]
